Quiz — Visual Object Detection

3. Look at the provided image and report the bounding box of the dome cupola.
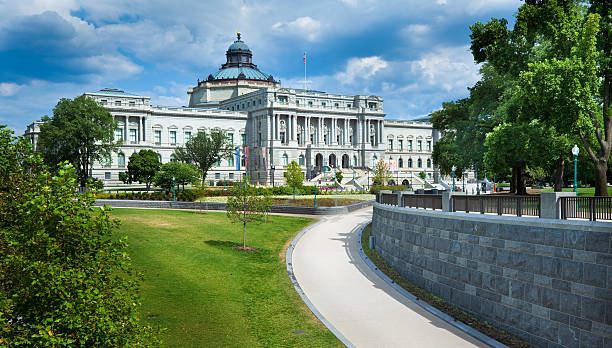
[207,32,276,82]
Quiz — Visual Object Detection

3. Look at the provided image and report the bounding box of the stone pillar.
[540,192,576,219]
[123,116,128,143]
[267,114,272,142]
[306,116,311,145]
[332,118,336,144]
[442,191,457,212]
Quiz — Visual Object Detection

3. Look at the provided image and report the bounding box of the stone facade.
[372,203,612,348]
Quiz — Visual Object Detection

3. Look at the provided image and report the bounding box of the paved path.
[291,207,489,348]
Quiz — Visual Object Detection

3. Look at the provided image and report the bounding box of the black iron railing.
[560,196,612,221]
[403,194,442,210]
[380,192,398,206]
[452,195,540,217]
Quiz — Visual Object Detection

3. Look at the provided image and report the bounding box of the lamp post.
[572,144,579,193]
[172,176,176,201]
[271,166,275,187]
[314,184,317,208]
[451,165,456,192]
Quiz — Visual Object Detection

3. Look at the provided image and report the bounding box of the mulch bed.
[233,246,261,253]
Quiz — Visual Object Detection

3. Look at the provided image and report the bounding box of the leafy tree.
[226,177,265,249]
[419,171,426,180]
[38,95,117,187]
[154,162,200,192]
[126,149,161,190]
[284,160,304,199]
[0,126,158,346]
[173,130,234,183]
[335,171,343,183]
[372,159,391,185]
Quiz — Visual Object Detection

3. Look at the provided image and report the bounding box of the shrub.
[369,185,409,194]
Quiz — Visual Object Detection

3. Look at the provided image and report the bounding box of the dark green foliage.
[153,162,200,191]
[335,171,343,183]
[0,126,159,346]
[127,150,161,190]
[173,130,234,182]
[369,185,409,194]
[284,161,304,199]
[38,95,117,187]
[216,180,234,187]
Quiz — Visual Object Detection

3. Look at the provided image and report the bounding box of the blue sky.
[0,0,522,133]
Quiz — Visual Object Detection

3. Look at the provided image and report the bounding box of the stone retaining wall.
[372,203,611,348]
[94,199,374,215]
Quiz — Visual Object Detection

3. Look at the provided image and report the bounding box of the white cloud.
[436,0,447,5]
[76,54,143,81]
[336,56,389,85]
[272,16,322,41]
[0,82,24,97]
[403,24,430,35]
[410,45,480,94]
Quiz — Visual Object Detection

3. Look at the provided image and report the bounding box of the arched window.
[228,156,234,167]
[372,155,377,167]
[282,153,288,166]
[170,154,176,162]
[398,158,403,168]
[417,158,422,168]
[353,155,357,167]
[241,156,246,167]
[118,153,125,167]
[408,158,413,168]
[427,159,431,168]
[298,154,305,166]
[157,153,162,163]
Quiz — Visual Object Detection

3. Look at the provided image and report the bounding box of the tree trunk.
[554,157,565,192]
[243,221,246,248]
[510,167,518,194]
[516,166,527,195]
[594,160,609,196]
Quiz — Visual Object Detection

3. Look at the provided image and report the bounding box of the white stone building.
[26,33,440,188]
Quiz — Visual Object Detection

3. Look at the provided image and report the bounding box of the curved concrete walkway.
[291,207,490,348]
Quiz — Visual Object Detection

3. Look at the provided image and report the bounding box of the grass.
[361,224,532,348]
[198,193,375,204]
[539,186,612,196]
[111,208,341,347]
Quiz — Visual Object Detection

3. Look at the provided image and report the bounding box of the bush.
[216,179,234,187]
[369,185,409,194]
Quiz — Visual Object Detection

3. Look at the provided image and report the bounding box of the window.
[408,140,413,151]
[229,173,234,180]
[129,101,135,107]
[322,102,326,107]
[241,134,246,146]
[427,141,432,151]
[154,130,161,144]
[308,101,313,106]
[185,131,191,143]
[298,154,304,166]
[118,153,125,167]
[114,128,123,142]
[228,156,234,167]
[115,100,121,106]
[170,131,176,145]
[105,172,111,180]
[280,132,286,144]
[408,158,413,168]
[103,156,112,168]
[247,101,250,107]
[428,173,432,179]
[418,158,422,168]
[418,140,422,151]
[227,133,233,144]
[388,139,393,151]
[241,156,246,167]
[334,103,339,107]
[399,158,403,168]
[278,96,287,103]
[398,140,403,151]
[282,154,288,166]
[368,102,377,109]
[215,173,221,179]
[347,103,352,108]
[427,159,431,168]
[129,129,137,143]
[353,156,357,167]
[101,99,107,105]
[157,153,162,163]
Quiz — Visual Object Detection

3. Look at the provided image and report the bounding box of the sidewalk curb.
[286,220,355,348]
[356,223,508,348]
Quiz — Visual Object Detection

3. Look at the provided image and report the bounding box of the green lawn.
[540,186,612,196]
[198,193,375,203]
[111,208,341,347]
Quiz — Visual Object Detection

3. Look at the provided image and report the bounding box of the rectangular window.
[115,100,121,106]
[278,96,287,103]
[154,130,161,144]
[227,133,233,144]
[241,134,246,146]
[296,100,300,105]
[368,102,377,109]
[334,103,339,107]
[118,154,125,167]
[114,128,123,142]
[347,103,352,108]
[308,101,313,106]
[228,157,234,167]
[229,173,234,180]
[170,131,177,145]
[418,140,422,151]
[408,140,413,151]
[388,139,393,151]
[105,172,111,180]
[129,101,135,107]
[322,102,326,107]
[280,132,286,144]
[101,99,107,105]
[427,141,431,151]
[185,131,191,143]
[398,140,403,151]
[215,173,220,179]
[129,129,136,143]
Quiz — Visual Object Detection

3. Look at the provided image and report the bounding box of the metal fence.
[380,192,398,206]
[403,194,443,210]
[452,195,540,217]
[560,196,612,221]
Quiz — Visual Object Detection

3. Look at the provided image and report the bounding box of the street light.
[172,176,176,201]
[451,165,456,192]
[271,166,275,187]
[572,144,579,193]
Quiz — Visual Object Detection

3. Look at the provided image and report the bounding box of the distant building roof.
[92,88,143,97]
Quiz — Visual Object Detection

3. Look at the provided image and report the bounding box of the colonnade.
[117,115,146,143]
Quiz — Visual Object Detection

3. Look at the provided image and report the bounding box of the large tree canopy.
[125,149,161,189]
[38,95,117,187]
[173,130,234,183]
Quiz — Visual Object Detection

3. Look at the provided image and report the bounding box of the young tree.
[0,126,158,346]
[226,177,265,249]
[38,95,117,187]
[173,130,234,183]
[335,171,343,183]
[372,159,391,185]
[126,149,161,190]
[154,162,200,191]
[284,160,304,199]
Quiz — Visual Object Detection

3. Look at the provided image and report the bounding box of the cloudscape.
[0,0,522,133]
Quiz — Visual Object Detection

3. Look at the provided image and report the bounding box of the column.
[275,114,279,140]
[331,118,336,144]
[306,116,311,144]
[268,114,272,142]
[123,116,128,143]
[142,117,145,142]
[379,120,383,144]
[344,119,348,145]
[365,118,369,145]
[293,115,297,141]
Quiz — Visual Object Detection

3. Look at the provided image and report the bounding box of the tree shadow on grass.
[204,240,241,248]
